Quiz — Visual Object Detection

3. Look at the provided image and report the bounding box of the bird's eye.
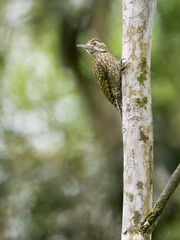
[93,41,97,45]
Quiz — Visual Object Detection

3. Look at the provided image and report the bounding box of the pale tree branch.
[139,163,180,234]
[121,0,157,239]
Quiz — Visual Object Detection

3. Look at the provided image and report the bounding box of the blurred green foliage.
[0,0,179,239]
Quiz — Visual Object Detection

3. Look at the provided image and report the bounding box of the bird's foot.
[119,58,125,68]
[120,59,130,72]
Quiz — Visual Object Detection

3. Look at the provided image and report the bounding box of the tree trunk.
[121,1,157,239]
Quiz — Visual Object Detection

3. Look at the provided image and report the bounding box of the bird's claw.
[119,59,130,71]
[119,58,126,67]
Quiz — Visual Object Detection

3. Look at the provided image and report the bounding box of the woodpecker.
[77,38,125,114]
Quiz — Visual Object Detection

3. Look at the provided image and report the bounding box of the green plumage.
[93,52,121,113]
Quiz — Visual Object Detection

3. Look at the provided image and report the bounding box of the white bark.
[121,1,157,240]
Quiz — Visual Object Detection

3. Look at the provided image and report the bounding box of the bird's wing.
[94,64,115,105]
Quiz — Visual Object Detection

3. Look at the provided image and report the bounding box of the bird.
[77,38,125,115]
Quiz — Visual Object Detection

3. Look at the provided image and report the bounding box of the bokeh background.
[0,0,179,239]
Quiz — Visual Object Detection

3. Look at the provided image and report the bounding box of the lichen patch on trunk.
[137,57,147,86]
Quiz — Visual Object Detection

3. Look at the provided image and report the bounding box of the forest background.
[0,0,179,240]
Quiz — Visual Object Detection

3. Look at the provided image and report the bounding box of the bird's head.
[77,38,108,55]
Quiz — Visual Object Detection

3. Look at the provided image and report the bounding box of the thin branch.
[139,163,180,234]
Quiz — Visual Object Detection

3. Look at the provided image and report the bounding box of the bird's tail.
[115,99,122,117]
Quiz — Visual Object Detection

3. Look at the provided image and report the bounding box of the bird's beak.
[77,44,90,49]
